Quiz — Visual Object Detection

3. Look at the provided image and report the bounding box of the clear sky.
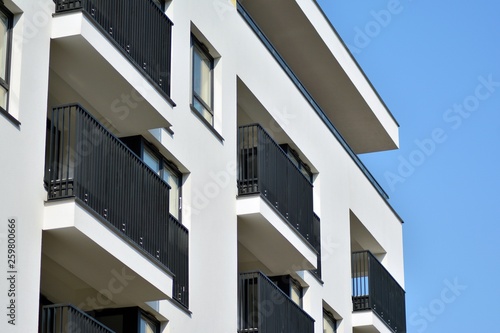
[317,1,500,332]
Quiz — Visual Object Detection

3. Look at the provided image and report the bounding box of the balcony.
[44,104,188,307]
[238,272,314,333]
[41,304,114,333]
[352,251,406,333]
[54,0,172,98]
[236,124,319,273]
[237,3,394,204]
[237,1,399,154]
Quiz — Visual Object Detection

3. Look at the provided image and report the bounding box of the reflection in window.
[120,136,183,221]
[279,144,313,182]
[291,279,303,308]
[140,314,158,333]
[0,5,12,112]
[144,147,160,174]
[151,0,165,11]
[323,310,337,333]
[192,36,214,124]
[162,163,181,220]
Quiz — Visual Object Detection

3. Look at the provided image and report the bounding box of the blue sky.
[317,1,500,332]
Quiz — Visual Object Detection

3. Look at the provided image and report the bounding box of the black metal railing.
[237,3,398,208]
[309,213,322,279]
[237,124,317,250]
[352,251,406,333]
[169,214,189,308]
[41,304,115,333]
[54,0,173,97]
[238,272,314,333]
[45,104,188,308]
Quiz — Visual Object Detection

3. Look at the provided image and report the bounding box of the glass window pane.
[193,45,212,108]
[162,165,180,219]
[0,85,7,110]
[291,282,302,307]
[300,165,313,182]
[151,0,164,11]
[324,315,336,333]
[288,154,299,169]
[143,148,160,174]
[193,98,213,124]
[140,315,157,333]
[0,11,8,80]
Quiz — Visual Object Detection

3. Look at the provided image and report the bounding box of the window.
[93,307,160,333]
[323,311,337,333]
[140,313,159,333]
[290,278,303,308]
[143,147,160,174]
[279,144,313,182]
[144,144,182,220]
[269,275,303,307]
[161,162,181,220]
[0,4,12,115]
[120,136,183,221]
[151,0,166,11]
[191,36,214,125]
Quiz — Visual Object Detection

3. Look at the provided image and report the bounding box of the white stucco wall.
[0,1,53,332]
[0,0,405,332]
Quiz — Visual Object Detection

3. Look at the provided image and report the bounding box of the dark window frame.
[120,135,183,221]
[151,0,166,11]
[191,35,214,125]
[290,277,303,308]
[160,157,183,221]
[140,310,161,333]
[269,275,303,308]
[279,144,313,182]
[323,310,337,333]
[0,3,15,126]
[92,307,161,333]
[142,139,183,222]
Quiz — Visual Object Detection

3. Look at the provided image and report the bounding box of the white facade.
[0,0,405,332]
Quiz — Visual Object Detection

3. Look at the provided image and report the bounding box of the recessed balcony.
[44,104,188,308]
[49,0,174,137]
[236,124,319,273]
[237,1,399,154]
[54,0,173,98]
[352,251,406,333]
[41,304,114,333]
[238,271,314,333]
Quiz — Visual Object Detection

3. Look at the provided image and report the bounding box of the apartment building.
[0,0,406,332]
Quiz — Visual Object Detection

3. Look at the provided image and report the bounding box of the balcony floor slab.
[42,198,173,307]
[353,310,396,333]
[236,195,317,274]
[50,11,173,135]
